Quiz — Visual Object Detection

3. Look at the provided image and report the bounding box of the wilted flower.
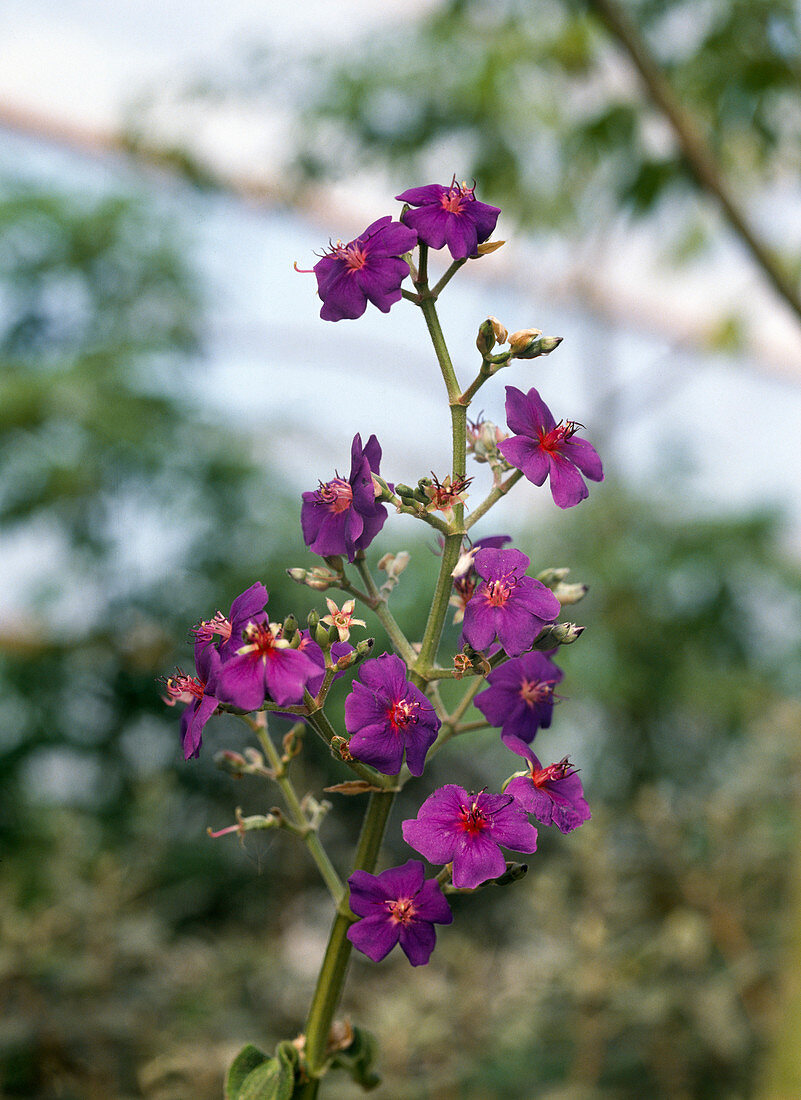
[301,434,388,562]
[504,735,590,833]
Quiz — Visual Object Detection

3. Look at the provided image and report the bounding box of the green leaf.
[330,1025,381,1091]
[237,1054,295,1100]
[225,1044,269,1100]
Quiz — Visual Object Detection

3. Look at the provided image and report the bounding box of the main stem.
[300,278,465,1091]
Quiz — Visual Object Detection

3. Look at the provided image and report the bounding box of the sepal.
[329,1025,381,1091]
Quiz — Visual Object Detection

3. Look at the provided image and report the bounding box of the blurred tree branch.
[587,0,801,326]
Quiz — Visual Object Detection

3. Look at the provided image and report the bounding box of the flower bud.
[552,581,588,605]
[214,750,248,776]
[536,567,571,588]
[307,609,320,631]
[315,622,332,649]
[476,316,507,357]
[282,614,298,641]
[533,621,585,649]
[509,330,563,360]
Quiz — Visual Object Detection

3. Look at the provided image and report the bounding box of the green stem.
[254,723,344,903]
[355,556,418,666]
[303,790,395,1077]
[431,258,466,298]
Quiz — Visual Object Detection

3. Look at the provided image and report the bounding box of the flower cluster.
[166,177,599,1006]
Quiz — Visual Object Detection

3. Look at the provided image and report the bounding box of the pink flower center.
[458,800,489,837]
[333,241,368,271]
[531,757,574,787]
[192,611,232,645]
[315,477,353,514]
[241,621,280,660]
[483,571,517,607]
[440,181,473,215]
[538,420,580,454]
[387,698,419,731]
[387,897,417,924]
[163,671,204,702]
[519,678,554,708]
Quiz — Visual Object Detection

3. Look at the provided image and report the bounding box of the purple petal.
[450,831,506,889]
[347,869,392,913]
[399,921,437,966]
[565,437,604,482]
[505,385,554,437]
[319,270,368,322]
[229,583,268,629]
[443,214,478,260]
[401,205,448,250]
[347,915,400,962]
[215,653,267,711]
[464,200,501,243]
[474,546,530,580]
[395,184,448,205]
[374,859,426,898]
[495,602,539,657]
[264,648,317,706]
[348,723,404,775]
[365,220,418,257]
[461,599,498,652]
[498,436,549,484]
[362,433,382,475]
[548,454,589,509]
[414,879,454,925]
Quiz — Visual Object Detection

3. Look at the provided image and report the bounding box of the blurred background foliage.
[2,0,801,1095]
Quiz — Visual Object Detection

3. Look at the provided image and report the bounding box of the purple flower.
[498,386,604,509]
[162,641,222,761]
[461,547,560,657]
[475,650,564,745]
[347,860,453,966]
[212,586,319,710]
[345,653,439,776]
[296,630,353,697]
[192,581,270,661]
[310,216,417,322]
[301,433,388,563]
[396,179,500,260]
[449,534,512,625]
[402,785,538,890]
[504,735,590,834]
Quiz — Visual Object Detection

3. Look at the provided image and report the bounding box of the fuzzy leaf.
[225,1044,269,1099]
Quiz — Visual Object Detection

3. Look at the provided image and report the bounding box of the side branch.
[587,0,801,327]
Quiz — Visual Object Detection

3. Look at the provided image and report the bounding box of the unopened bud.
[324,555,344,573]
[534,622,585,649]
[476,316,507,357]
[536,567,571,588]
[214,750,248,776]
[282,614,298,640]
[491,862,528,886]
[552,582,588,605]
[307,609,320,631]
[315,622,331,649]
[378,551,411,579]
[509,330,563,360]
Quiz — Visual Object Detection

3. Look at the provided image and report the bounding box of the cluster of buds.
[287,564,343,592]
[466,415,510,473]
[475,316,563,365]
[536,567,589,606]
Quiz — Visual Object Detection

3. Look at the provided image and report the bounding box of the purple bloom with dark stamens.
[402,785,538,889]
[396,179,500,260]
[162,641,222,761]
[309,216,417,322]
[499,386,604,509]
[345,653,439,776]
[475,650,564,745]
[301,433,388,563]
[347,860,453,966]
[504,735,590,834]
[461,546,560,657]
